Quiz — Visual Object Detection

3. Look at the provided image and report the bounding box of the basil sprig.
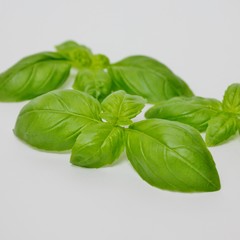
[146,83,240,146]
[14,90,220,193]
[0,40,193,102]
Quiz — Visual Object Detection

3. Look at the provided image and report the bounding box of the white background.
[0,0,240,239]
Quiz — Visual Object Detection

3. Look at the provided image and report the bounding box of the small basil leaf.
[100,90,146,125]
[126,119,221,192]
[55,40,93,68]
[72,69,112,101]
[70,123,125,168]
[92,54,110,69]
[222,83,240,114]
[14,90,101,151]
[108,55,194,103]
[145,96,222,132]
[205,112,238,146]
[55,40,92,53]
[0,52,71,102]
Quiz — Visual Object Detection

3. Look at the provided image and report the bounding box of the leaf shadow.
[109,151,128,167]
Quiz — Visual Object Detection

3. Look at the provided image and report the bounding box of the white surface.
[0,0,240,239]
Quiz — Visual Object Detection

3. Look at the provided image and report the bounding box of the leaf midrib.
[19,109,101,123]
[0,57,71,89]
[76,126,118,165]
[110,64,168,78]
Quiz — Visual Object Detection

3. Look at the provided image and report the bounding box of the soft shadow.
[110,151,128,167]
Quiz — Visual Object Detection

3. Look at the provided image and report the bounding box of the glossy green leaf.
[14,90,101,151]
[145,96,222,132]
[100,90,146,125]
[73,69,112,101]
[71,123,125,168]
[55,40,93,68]
[108,55,194,103]
[222,83,240,114]
[126,119,221,192]
[0,52,71,102]
[205,112,238,146]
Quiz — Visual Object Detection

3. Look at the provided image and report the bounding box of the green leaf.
[0,52,71,102]
[70,123,125,168]
[126,119,221,192]
[100,90,146,125]
[14,90,101,151]
[108,55,194,103]
[145,96,222,132]
[91,54,110,69]
[205,112,238,146]
[55,40,93,68]
[73,69,112,101]
[222,83,240,114]
[56,41,110,70]
[55,40,92,53]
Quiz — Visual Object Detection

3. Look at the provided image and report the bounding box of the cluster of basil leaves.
[0,41,222,193]
[0,40,193,103]
[146,83,240,146]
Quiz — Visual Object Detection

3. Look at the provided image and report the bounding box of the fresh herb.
[73,69,111,102]
[0,40,193,102]
[14,90,220,192]
[14,90,101,150]
[0,40,226,193]
[146,83,240,146]
[108,55,194,103]
[0,52,71,101]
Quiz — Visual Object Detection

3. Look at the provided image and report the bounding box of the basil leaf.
[0,52,71,102]
[205,112,238,146]
[145,96,222,132]
[55,40,93,68]
[73,69,112,101]
[14,90,101,151]
[222,83,240,114]
[55,40,92,53]
[126,119,221,192]
[70,123,125,168]
[108,56,194,103]
[91,54,110,69]
[56,41,110,70]
[100,90,146,125]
